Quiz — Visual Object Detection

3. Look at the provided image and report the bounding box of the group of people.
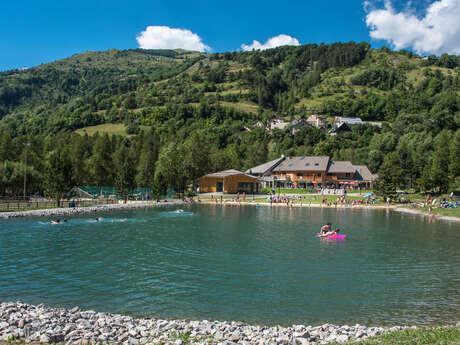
[50,217,99,224]
[318,223,341,237]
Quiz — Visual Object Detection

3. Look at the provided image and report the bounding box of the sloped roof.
[246,157,285,175]
[327,161,355,174]
[273,156,330,172]
[336,117,363,124]
[353,165,377,181]
[201,169,259,180]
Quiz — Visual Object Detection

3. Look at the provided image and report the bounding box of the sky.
[1,0,460,71]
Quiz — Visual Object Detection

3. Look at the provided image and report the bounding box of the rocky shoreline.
[0,201,182,219]
[0,302,428,345]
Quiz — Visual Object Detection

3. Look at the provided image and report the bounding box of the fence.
[0,198,117,212]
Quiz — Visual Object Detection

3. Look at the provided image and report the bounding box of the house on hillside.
[307,115,327,129]
[288,119,309,134]
[199,169,260,194]
[268,117,289,131]
[333,116,364,126]
[246,156,286,188]
[329,122,351,136]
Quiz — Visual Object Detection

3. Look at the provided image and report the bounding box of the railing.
[0,198,117,212]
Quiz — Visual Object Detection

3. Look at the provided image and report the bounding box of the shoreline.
[2,301,454,345]
[0,201,182,219]
[1,199,459,223]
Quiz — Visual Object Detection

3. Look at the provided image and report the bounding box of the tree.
[449,130,460,189]
[44,146,74,207]
[184,131,211,185]
[431,130,451,193]
[136,129,159,187]
[375,152,404,197]
[90,133,114,186]
[154,143,188,193]
[113,144,137,202]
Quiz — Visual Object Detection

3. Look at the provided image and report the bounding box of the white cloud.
[365,0,460,55]
[136,26,211,52]
[241,34,300,51]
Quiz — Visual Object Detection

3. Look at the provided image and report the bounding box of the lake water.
[1,205,459,326]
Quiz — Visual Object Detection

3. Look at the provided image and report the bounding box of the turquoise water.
[1,205,459,326]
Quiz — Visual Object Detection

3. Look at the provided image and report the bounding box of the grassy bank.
[333,326,460,345]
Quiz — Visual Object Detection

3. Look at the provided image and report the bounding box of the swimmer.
[320,223,332,234]
[51,219,60,225]
[176,209,184,214]
[95,217,99,222]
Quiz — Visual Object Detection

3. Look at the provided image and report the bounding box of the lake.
[0,204,459,326]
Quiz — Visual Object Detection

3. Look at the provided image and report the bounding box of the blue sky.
[1,0,459,71]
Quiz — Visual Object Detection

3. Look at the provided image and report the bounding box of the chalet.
[272,156,330,188]
[199,169,260,194]
[354,165,378,189]
[326,161,357,187]
[307,115,327,129]
[246,156,286,188]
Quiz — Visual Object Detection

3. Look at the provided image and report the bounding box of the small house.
[199,169,260,194]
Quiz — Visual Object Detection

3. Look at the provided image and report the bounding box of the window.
[297,173,303,178]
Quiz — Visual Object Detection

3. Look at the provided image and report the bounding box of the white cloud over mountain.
[365,0,460,54]
[136,26,210,52]
[241,34,300,51]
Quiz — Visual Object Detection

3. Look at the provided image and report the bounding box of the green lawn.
[74,123,128,136]
[333,326,460,345]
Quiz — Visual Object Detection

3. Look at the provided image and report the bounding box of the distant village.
[244,115,382,135]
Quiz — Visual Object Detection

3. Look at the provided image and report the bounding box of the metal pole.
[23,144,28,200]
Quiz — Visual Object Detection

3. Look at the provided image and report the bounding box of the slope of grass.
[74,123,127,136]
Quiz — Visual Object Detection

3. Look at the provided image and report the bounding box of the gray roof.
[336,117,363,124]
[353,165,377,181]
[273,156,330,172]
[327,161,355,174]
[201,169,259,180]
[246,157,285,175]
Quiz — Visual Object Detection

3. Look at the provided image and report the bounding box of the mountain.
[0,42,459,195]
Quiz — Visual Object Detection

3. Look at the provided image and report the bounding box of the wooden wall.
[199,175,259,193]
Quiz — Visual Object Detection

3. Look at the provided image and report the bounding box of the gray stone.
[40,334,50,343]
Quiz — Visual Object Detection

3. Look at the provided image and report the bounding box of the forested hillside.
[1,42,460,198]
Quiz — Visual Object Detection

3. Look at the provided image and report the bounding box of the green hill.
[0,43,459,196]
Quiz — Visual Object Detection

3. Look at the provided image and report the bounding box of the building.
[353,165,378,189]
[268,156,376,189]
[272,156,330,188]
[199,169,260,194]
[307,115,327,129]
[246,156,286,188]
[333,116,364,126]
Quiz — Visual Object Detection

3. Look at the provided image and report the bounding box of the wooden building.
[199,169,260,194]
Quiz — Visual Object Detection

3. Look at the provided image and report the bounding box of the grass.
[220,101,259,114]
[418,206,460,218]
[74,123,128,136]
[332,326,460,345]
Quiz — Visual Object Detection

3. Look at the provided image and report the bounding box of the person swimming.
[176,209,184,214]
[320,223,332,233]
[51,219,60,225]
[318,228,340,237]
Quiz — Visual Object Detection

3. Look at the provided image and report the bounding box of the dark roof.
[273,156,330,172]
[353,165,378,181]
[246,157,285,175]
[327,161,355,174]
[201,169,259,180]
